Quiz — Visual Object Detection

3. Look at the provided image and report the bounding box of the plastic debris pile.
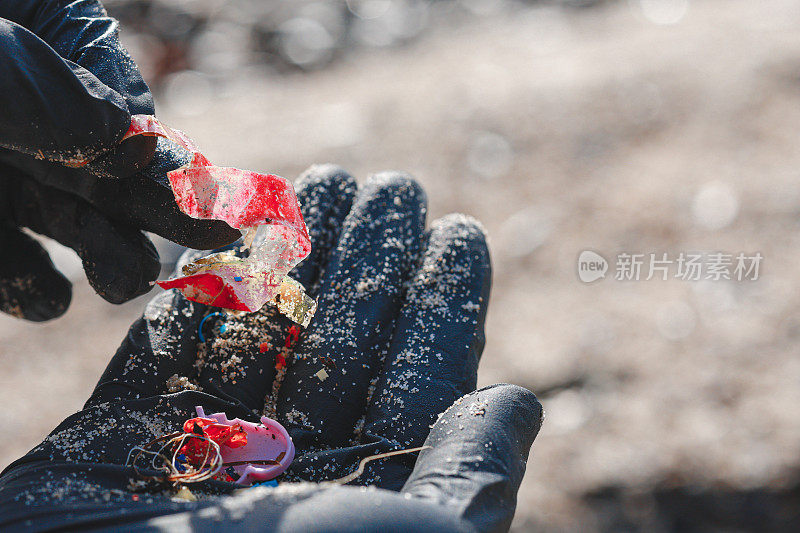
[119,115,316,323]
[126,406,294,487]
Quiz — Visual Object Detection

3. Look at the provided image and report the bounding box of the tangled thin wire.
[126,431,224,484]
[127,432,429,489]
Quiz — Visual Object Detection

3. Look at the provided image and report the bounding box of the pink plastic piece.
[195,406,294,485]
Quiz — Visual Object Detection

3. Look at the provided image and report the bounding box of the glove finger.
[290,216,490,487]
[6,176,160,304]
[85,134,157,180]
[196,165,357,413]
[0,140,240,250]
[363,215,491,457]
[77,208,161,303]
[0,16,155,180]
[277,172,427,449]
[63,30,158,178]
[290,164,359,293]
[0,225,71,321]
[401,384,543,533]
[87,143,242,249]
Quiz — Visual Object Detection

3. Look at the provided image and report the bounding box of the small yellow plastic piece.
[173,486,197,502]
[273,277,317,327]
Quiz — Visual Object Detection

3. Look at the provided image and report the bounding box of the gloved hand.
[0,166,542,532]
[0,0,239,321]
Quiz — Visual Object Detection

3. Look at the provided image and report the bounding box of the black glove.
[0,165,542,532]
[0,1,239,321]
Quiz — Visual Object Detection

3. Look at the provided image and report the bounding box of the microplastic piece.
[120,115,315,320]
[274,277,317,328]
[193,406,294,485]
[315,369,329,382]
[156,199,310,313]
[252,479,279,488]
[173,486,197,501]
[198,312,224,342]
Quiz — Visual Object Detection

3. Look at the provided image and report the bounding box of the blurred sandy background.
[2,0,800,530]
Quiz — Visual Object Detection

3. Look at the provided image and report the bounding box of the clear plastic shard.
[120,115,316,324]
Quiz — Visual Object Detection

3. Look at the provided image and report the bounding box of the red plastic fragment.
[156,273,248,311]
[119,115,312,313]
[286,325,300,348]
[178,417,248,463]
[167,166,309,239]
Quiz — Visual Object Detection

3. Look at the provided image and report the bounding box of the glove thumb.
[401,384,543,533]
[0,225,71,321]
